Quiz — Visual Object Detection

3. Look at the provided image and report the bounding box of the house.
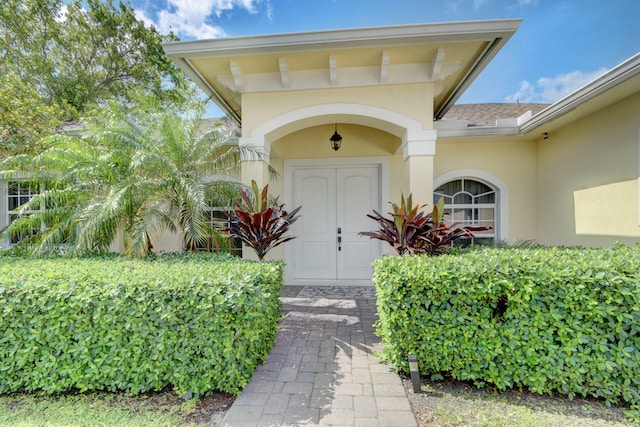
[160,19,640,285]
[3,20,639,286]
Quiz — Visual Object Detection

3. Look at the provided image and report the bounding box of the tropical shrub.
[372,245,640,421]
[359,193,490,255]
[224,180,301,261]
[0,253,283,397]
[0,97,257,258]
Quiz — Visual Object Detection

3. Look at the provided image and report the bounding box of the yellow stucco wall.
[536,92,640,246]
[242,84,435,136]
[435,136,538,244]
[271,123,404,207]
[273,124,399,159]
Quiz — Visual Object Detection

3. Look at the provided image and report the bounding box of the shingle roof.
[441,103,550,126]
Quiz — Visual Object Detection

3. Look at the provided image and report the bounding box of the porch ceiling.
[164,20,521,124]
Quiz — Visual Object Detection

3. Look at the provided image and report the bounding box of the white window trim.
[2,180,44,247]
[0,181,7,248]
[434,169,509,242]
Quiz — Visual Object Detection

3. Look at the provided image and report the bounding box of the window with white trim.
[6,181,42,244]
[434,178,497,246]
[195,207,242,255]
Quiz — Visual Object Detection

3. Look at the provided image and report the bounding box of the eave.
[436,52,640,140]
[520,52,640,134]
[163,20,521,125]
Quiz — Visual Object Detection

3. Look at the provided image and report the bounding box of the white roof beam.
[278,57,290,88]
[380,51,390,82]
[329,54,338,86]
[431,48,445,80]
[229,61,243,90]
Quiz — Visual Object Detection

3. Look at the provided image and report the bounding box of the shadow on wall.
[573,179,640,237]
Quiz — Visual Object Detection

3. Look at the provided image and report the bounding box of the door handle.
[337,235,342,251]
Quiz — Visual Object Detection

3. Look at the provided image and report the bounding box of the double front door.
[290,165,381,282]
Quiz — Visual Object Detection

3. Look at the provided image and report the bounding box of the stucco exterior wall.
[152,229,183,253]
[273,124,399,159]
[241,84,435,136]
[536,92,640,246]
[271,123,403,208]
[435,137,538,244]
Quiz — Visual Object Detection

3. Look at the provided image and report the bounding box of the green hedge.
[0,253,283,397]
[373,245,640,418]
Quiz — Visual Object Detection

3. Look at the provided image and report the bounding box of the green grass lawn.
[0,390,232,427]
[405,378,636,427]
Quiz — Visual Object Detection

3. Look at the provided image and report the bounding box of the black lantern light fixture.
[329,124,342,151]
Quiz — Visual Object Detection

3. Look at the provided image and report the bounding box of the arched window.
[434,178,497,245]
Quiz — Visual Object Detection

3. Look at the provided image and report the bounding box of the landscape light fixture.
[329,124,342,151]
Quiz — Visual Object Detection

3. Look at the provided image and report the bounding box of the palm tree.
[0,97,257,258]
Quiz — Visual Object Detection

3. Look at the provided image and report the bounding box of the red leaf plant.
[224,180,301,261]
[359,193,491,256]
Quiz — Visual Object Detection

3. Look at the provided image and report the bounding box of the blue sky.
[132,0,639,107]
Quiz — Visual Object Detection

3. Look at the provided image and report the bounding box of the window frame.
[4,180,44,245]
[435,178,497,245]
[195,206,242,255]
[433,169,509,243]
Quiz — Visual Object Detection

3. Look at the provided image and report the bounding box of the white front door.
[290,165,381,283]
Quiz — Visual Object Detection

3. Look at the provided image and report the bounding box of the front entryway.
[286,163,383,285]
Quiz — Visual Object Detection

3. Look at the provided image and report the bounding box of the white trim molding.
[248,103,422,140]
[402,129,437,159]
[243,102,433,160]
[0,180,7,248]
[434,169,509,242]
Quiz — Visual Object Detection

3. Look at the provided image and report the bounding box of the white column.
[402,129,437,207]
[238,136,272,260]
[239,136,271,188]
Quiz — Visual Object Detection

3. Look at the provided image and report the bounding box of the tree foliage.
[0,72,60,155]
[0,0,195,153]
[0,97,253,258]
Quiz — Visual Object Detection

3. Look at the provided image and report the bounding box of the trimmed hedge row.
[373,245,640,418]
[0,253,283,397]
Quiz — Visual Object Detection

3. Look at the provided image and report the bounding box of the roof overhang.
[436,52,640,139]
[520,52,640,135]
[163,20,521,125]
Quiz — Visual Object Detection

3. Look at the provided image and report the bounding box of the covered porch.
[163,19,520,283]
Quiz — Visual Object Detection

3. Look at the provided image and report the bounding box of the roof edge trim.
[163,19,522,58]
[173,58,241,124]
[434,36,504,120]
[520,52,640,133]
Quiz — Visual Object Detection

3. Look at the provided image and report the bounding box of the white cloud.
[473,0,491,9]
[55,4,68,22]
[445,0,462,13]
[134,8,156,28]
[135,0,262,40]
[448,0,537,13]
[505,67,609,103]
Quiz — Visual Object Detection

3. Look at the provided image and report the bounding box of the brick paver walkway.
[219,285,417,427]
